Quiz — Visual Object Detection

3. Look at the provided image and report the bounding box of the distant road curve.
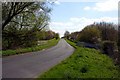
[3,39,74,78]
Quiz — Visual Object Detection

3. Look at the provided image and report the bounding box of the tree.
[69,32,81,42]
[64,31,70,39]
[118,25,120,49]
[55,33,59,39]
[2,2,51,30]
[2,2,34,30]
[94,22,118,42]
[2,2,52,50]
[79,27,101,44]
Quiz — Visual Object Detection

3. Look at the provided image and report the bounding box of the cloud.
[70,17,117,23]
[93,0,118,11]
[55,0,106,2]
[83,0,119,12]
[84,6,91,10]
[49,17,117,37]
[54,1,60,5]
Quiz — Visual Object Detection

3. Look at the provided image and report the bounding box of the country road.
[2,39,74,78]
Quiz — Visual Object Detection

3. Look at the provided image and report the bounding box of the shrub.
[102,41,117,55]
[55,33,59,40]
[102,41,120,65]
[2,50,16,56]
[2,27,38,50]
[95,22,118,42]
[79,27,101,44]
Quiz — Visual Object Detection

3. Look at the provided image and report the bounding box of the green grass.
[38,39,119,79]
[2,38,59,56]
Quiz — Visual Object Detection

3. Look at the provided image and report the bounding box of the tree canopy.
[2,2,51,30]
[2,2,57,50]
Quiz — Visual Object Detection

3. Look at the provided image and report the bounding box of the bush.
[55,33,59,40]
[2,50,17,56]
[95,22,118,42]
[2,39,59,56]
[2,27,38,50]
[102,41,119,65]
[102,41,117,55]
[79,27,101,44]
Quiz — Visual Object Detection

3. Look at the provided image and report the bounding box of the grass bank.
[2,38,59,56]
[38,39,119,78]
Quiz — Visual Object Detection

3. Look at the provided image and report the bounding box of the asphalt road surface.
[2,39,74,78]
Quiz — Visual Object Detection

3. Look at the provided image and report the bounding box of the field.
[2,39,59,56]
[38,39,119,78]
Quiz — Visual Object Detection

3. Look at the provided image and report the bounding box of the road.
[2,39,74,78]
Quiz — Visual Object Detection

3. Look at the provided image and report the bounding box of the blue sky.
[49,0,118,37]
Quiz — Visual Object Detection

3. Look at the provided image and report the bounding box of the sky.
[49,0,119,37]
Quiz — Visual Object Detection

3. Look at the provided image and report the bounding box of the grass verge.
[2,38,59,56]
[38,39,119,78]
